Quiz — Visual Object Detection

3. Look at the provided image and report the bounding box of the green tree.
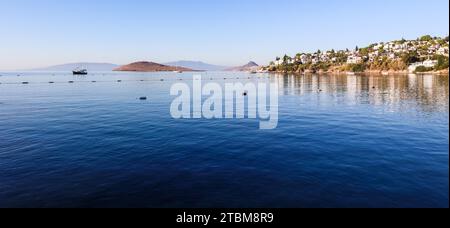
[401,52,420,65]
[435,55,449,70]
[420,35,433,42]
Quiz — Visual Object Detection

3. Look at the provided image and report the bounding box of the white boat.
[73,68,88,75]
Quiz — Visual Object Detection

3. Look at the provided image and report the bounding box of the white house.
[437,47,448,55]
[347,56,362,64]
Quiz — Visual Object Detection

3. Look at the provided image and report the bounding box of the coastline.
[264,68,449,76]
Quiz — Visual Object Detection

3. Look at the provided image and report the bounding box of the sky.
[0,0,449,70]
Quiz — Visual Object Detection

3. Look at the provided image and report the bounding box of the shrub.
[350,64,366,72]
[414,66,434,73]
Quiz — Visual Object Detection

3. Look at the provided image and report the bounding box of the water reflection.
[271,74,449,113]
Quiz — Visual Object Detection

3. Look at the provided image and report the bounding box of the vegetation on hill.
[265,36,449,74]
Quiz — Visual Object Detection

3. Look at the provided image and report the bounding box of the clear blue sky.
[0,0,449,70]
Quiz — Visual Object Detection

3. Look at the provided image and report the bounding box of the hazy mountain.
[31,62,119,71]
[114,61,197,72]
[225,61,259,71]
[164,61,229,71]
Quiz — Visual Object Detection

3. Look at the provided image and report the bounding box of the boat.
[73,68,88,75]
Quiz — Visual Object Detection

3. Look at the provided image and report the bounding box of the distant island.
[264,35,449,74]
[29,62,119,71]
[114,61,198,72]
[226,61,259,72]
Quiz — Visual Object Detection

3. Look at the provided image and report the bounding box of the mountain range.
[26,60,259,72]
[164,61,229,71]
[29,62,119,71]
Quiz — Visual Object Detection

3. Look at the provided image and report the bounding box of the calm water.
[0,72,448,208]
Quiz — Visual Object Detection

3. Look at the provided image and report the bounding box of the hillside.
[265,35,449,74]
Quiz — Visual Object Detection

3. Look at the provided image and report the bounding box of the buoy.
[139,97,147,100]
[22,82,29,84]
[160,79,164,81]
[49,81,54,84]
[243,92,248,96]
[68,81,74,83]
[92,81,96,83]
[117,80,122,82]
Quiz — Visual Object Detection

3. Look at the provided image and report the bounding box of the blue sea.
[0,72,448,208]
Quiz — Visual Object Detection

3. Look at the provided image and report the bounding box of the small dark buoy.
[49,81,54,84]
[92,81,96,83]
[139,97,147,100]
[68,81,74,83]
[243,92,248,96]
[160,79,164,81]
[140,80,145,82]
[117,80,122,82]
[22,82,29,84]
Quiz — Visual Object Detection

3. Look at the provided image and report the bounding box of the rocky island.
[114,61,198,72]
[226,61,259,72]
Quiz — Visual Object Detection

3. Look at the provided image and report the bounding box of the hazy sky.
[0,0,449,70]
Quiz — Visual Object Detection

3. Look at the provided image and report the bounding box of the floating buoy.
[49,81,54,84]
[243,92,248,96]
[160,79,164,81]
[92,81,96,83]
[68,81,74,83]
[22,82,29,84]
[117,80,122,82]
[139,97,147,100]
